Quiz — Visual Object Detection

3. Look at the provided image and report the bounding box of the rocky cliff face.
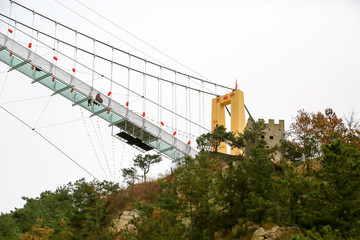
[213,221,302,240]
[112,209,139,233]
[250,226,301,240]
[113,209,303,240]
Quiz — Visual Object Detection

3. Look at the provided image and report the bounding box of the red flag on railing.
[235,79,238,90]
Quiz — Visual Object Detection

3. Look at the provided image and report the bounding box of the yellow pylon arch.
[211,89,245,155]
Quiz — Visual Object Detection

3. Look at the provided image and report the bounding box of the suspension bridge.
[0,1,250,179]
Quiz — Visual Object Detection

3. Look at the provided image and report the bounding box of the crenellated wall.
[257,119,285,149]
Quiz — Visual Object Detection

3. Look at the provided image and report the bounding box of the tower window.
[270,136,274,139]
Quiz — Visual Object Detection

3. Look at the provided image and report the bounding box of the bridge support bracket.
[8,60,30,72]
[32,74,50,84]
[72,97,88,107]
[52,85,73,96]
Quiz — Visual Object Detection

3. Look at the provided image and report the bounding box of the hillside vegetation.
[1,108,359,240]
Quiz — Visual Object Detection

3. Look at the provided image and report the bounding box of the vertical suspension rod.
[127,54,131,105]
[8,2,234,92]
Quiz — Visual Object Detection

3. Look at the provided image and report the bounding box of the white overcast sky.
[0,0,359,213]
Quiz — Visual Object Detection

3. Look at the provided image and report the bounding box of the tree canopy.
[1,108,360,240]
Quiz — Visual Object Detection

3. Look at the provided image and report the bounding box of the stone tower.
[258,119,285,149]
[246,119,285,160]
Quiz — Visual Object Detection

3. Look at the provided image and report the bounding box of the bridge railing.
[0,32,198,160]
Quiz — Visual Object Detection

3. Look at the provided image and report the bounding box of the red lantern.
[187,141,191,145]
[173,131,177,136]
[9,52,12,57]
[70,88,74,93]
[107,91,111,96]
[52,77,55,82]
[8,29,12,33]
[53,56,58,61]
[107,109,110,114]
[72,68,76,72]
[142,112,145,117]
[28,43,32,48]
[126,102,129,107]
[31,65,34,70]
[161,122,164,126]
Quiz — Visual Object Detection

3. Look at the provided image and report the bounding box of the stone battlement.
[258,119,285,129]
[247,118,285,158]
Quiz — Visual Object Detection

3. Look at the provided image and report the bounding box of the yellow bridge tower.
[211,89,245,155]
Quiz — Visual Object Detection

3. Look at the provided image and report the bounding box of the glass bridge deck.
[0,32,198,161]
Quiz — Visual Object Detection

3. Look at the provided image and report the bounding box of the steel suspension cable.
[73,0,217,86]
[94,117,114,181]
[59,0,226,96]
[159,67,162,126]
[73,31,77,79]
[118,138,126,183]
[172,82,174,131]
[110,47,114,104]
[109,48,116,180]
[5,2,258,123]
[198,88,201,141]
[33,96,52,129]
[111,126,116,181]
[2,8,252,150]
[29,10,34,49]
[174,72,177,131]
[127,55,130,107]
[0,95,50,105]
[0,15,220,96]
[8,2,233,92]
[0,72,9,99]
[80,107,108,179]
[91,38,95,92]
[4,2,255,148]
[143,61,146,119]
[6,0,13,38]
[188,76,191,136]
[36,117,88,130]
[51,21,57,65]
[0,104,100,180]
[1,18,211,132]
[202,81,205,134]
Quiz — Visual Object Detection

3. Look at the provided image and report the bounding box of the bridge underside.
[0,32,198,160]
